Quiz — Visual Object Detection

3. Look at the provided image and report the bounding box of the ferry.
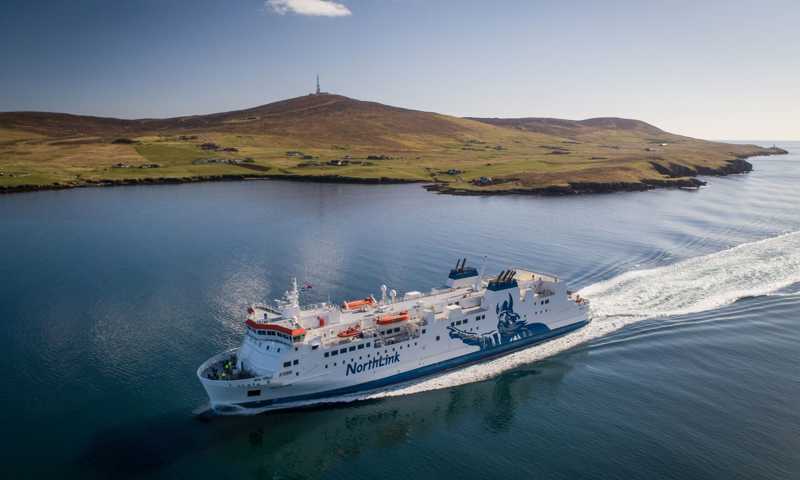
[197,259,590,414]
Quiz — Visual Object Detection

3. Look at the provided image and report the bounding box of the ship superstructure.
[198,259,589,414]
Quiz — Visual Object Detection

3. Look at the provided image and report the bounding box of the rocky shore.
[425,149,788,196]
[0,173,420,195]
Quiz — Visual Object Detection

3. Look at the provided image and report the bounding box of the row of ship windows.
[289,329,455,374]
[254,330,292,340]
[324,342,421,368]
[451,314,485,327]
[324,342,373,358]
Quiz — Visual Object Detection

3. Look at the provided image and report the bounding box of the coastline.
[0,148,788,197]
[424,150,787,196]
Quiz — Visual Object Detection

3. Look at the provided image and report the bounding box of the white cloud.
[266,0,352,17]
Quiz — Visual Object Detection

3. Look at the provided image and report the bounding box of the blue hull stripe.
[238,319,589,409]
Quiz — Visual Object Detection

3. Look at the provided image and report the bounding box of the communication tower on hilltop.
[316,75,320,95]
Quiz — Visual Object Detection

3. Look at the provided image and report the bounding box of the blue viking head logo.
[496,292,524,338]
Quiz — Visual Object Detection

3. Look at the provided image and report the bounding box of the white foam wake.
[360,231,800,401]
[582,230,800,319]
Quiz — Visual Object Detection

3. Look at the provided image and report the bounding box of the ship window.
[394,327,400,333]
[325,364,328,368]
[324,352,329,357]
[292,359,298,365]
[282,361,291,368]
[247,389,261,397]
[464,319,468,324]
[257,330,265,335]
[331,350,338,356]
[268,331,276,336]
[349,346,355,352]
[358,344,364,349]
[436,336,440,341]
[366,342,371,347]
[312,345,319,350]
[422,329,426,334]
[339,348,347,354]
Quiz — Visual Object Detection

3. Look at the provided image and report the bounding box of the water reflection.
[79,357,577,478]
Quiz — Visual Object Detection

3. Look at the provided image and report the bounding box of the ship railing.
[512,268,560,283]
[301,302,329,311]
[197,348,258,382]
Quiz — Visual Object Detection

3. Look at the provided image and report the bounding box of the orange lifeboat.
[376,310,410,326]
[337,325,361,338]
[342,297,376,311]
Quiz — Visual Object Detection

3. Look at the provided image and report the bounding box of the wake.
[360,231,800,400]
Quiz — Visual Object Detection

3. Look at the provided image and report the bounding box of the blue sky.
[1,0,798,139]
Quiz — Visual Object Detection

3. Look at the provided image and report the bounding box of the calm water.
[1,142,799,479]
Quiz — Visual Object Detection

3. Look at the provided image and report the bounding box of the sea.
[0,142,798,479]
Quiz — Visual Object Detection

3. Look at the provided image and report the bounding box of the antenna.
[474,256,487,290]
[316,74,320,95]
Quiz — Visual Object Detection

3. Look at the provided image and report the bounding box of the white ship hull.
[198,262,590,414]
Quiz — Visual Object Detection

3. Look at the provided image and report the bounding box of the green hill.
[0,94,785,194]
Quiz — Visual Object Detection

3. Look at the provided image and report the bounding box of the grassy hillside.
[0,94,785,194]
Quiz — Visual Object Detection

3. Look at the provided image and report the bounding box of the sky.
[1,0,798,140]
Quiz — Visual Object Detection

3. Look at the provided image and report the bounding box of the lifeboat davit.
[376,310,410,325]
[343,297,376,311]
[337,325,362,338]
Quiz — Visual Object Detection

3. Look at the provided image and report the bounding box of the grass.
[0,94,781,193]
[0,130,774,192]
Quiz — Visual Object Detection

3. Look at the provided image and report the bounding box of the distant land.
[0,93,787,195]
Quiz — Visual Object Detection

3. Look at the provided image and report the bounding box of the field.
[0,95,785,194]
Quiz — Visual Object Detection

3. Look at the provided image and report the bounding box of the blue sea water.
[0,142,798,479]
